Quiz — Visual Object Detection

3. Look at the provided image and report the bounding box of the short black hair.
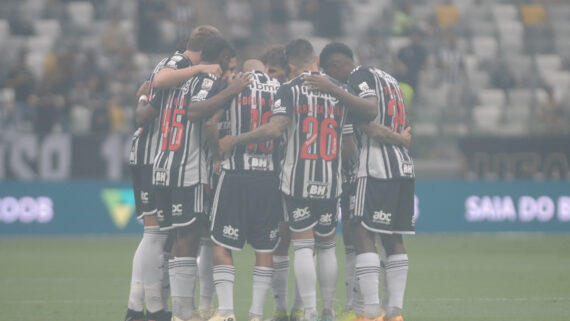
[186,25,222,51]
[285,39,315,68]
[201,36,235,63]
[319,42,354,68]
[259,45,287,69]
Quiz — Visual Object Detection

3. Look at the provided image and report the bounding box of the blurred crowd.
[0,0,568,138]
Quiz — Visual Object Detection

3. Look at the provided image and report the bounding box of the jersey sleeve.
[271,84,293,117]
[348,68,377,99]
[191,75,217,103]
[165,53,191,70]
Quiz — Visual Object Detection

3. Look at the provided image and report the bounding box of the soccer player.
[260,45,289,83]
[309,42,414,321]
[149,35,251,321]
[219,39,378,321]
[125,25,223,321]
[202,59,282,321]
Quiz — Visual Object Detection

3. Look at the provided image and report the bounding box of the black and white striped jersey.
[151,70,222,188]
[341,123,359,185]
[273,71,348,200]
[129,54,178,166]
[220,70,281,172]
[349,66,415,180]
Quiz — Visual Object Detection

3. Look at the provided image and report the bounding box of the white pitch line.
[4,297,570,304]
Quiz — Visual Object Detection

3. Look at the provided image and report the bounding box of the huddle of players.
[125,24,415,321]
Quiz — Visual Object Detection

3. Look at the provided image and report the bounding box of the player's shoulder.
[166,52,192,69]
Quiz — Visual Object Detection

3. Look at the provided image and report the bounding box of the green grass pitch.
[1,234,569,321]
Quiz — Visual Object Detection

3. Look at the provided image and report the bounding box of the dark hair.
[186,25,222,51]
[285,39,315,68]
[259,45,287,69]
[201,36,235,63]
[319,42,354,68]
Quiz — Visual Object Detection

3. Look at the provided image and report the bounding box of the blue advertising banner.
[0,181,143,235]
[1,180,569,235]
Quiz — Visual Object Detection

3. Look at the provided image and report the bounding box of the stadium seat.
[33,20,61,38]
[26,36,54,53]
[536,54,562,71]
[479,89,506,106]
[491,4,518,21]
[67,1,94,27]
[520,4,546,26]
[26,51,47,79]
[435,5,460,29]
[509,89,532,106]
[288,20,313,38]
[472,36,498,60]
[497,21,524,53]
[413,122,439,136]
[468,71,490,90]
[472,105,503,132]
[541,71,570,91]
[0,19,9,39]
[388,37,408,53]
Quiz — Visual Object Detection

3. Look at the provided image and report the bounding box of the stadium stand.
[0,0,568,178]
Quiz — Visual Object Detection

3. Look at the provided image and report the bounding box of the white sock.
[272,255,290,311]
[198,237,215,310]
[250,266,274,318]
[344,245,356,310]
[316,240,338,315]
[377,240,389,312]
[169,257,198,320]
[356,252,381,318]
[292,239,317,318]
[140,227,169,313]
[128,239,144,312]
[385,254,409,317]
[213,265,235,315]
[161,252,171,312]
[353,278,364,315]
[291,280,303,310]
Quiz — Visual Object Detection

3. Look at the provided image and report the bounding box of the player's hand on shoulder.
[218,135,236,157]
[401,126,412,148]
[302,74,338,94]
[227,72,253,94]
[200,64,222,78]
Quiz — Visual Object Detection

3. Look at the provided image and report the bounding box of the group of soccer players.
[125,24,415,321]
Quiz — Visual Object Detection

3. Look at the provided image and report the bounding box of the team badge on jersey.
[202,78,214,90]
[358,82,375,96]
[273,99,286,113]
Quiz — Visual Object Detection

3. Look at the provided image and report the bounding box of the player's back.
[273,71,348,199]
[152,69,219,188]
[349,65,414,179]
[221,70,281,172]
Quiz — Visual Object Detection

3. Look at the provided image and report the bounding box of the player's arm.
[358,122,412,148]
[152,64,222,89]
[187,72,252,122]
[303,74,378,121]
[204,109,225,161]
[134,81,159,127]
[219,115,290,156]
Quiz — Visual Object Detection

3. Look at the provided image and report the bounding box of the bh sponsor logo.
[292,206,311,222]
[465,195,570,223]
[307,183,328,198]
[0,196,54,224]
[223,225,239,240]
[101,189,135,229]
[373,210,392,225]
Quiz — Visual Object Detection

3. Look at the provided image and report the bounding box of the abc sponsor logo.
[319,213,333,225]
[223,225,239,240]
[172,204,183,216]
[465,195,570,222]
[269,228,279,241]
[292,206,311,221]
[372,210,392,225]
[0,196,54,224]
